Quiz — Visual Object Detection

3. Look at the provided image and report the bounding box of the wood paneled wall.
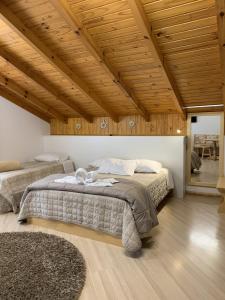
[50,114,187,136]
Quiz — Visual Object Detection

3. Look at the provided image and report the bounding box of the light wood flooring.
[191,158,219,184]
[1,195,225,300]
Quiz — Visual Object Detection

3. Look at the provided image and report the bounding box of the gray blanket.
[19,174,158,252]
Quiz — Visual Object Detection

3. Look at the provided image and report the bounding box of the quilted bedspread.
[18,174,162,252]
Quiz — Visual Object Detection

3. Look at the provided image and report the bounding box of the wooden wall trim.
[50,114,186,136]
[216,0,225,110]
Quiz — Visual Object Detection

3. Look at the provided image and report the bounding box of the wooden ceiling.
[0,0,222,123]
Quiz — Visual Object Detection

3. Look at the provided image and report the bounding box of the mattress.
[0,160,73,214]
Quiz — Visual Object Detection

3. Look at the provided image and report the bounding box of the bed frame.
[27,217,152,247]
[28,217,123,247]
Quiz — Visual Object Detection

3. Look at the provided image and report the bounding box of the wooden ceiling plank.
[0,87,50,123]
[0,73,66,122]
[0,2,118,122]
[216,0,225,106]
[49,0,149,121]
[127,0,186,118]
[0,48,93,123]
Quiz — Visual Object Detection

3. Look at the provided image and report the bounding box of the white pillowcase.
[34,153,69,162]
[135,159,162,173]
[98,158,137,176]
[89,158,106,168]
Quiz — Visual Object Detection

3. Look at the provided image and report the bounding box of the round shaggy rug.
[0,232,86,300]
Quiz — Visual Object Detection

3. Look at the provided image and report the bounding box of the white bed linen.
[97,168,174,190]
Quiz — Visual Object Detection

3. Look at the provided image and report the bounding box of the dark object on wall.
[191,116,198,123]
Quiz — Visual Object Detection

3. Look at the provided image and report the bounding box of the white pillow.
[34,153,69,162]
[89,158,107,168]
[98,158,137,176]
[135,159,162,173]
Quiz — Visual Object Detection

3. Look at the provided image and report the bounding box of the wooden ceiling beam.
[216,0,225,107]
[50,0,149,121]
[0,48,93,123]
[127,0,186,118]
[0,87,50,123]
[0,74,66,123]
[0,2,118,122]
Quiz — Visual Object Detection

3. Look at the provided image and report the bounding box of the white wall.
[0,97,50,162]
[191,115,220,135]
[43,136,186,198]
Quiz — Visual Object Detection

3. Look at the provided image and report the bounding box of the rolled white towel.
[86,170,98,183]
[75,168,88,184]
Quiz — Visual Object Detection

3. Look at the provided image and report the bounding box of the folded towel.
[75,168,88,184]
[87,178,119,187]
[54,176,119,187]
[75,168,98,184]
[55,176,78,184]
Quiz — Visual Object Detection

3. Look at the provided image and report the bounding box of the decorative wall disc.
[75,123,81,130]
[128,120,135,128]
[100,119,108,129]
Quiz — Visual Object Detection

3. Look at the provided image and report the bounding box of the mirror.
[188,113,223,187]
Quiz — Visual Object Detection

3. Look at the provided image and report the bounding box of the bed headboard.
[43,136,186,198]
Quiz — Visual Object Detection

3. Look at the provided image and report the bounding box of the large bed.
[18,168,173,252]
[0,160,74,214]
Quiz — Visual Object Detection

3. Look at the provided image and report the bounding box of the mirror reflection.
[190,115,220,185]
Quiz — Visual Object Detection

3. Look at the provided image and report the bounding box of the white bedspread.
[55,176,119,187]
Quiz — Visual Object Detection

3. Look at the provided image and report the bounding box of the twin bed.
[0,157,174,253]
[0,160,74,214]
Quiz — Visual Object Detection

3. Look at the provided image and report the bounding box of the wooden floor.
[1,195,225,300]
[191,158,219,184]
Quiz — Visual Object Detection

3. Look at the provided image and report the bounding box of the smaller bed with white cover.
[0,153,74,214]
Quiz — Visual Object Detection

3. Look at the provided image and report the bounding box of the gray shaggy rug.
[0,232,86,300]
